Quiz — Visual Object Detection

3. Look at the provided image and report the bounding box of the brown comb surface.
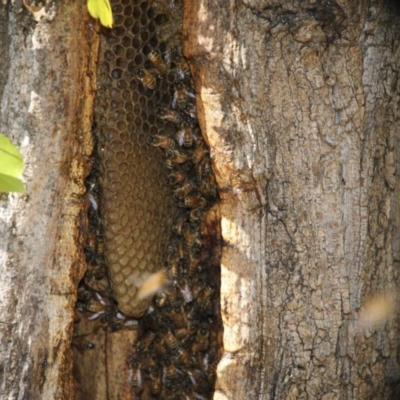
[95,0,178,317]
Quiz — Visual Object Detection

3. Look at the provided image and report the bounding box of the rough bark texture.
[184,0,400,399]
[0,1,95,398]
[2,0,400,398]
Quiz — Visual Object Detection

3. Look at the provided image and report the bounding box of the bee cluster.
[74,0,222,398]
[130,42,222,400]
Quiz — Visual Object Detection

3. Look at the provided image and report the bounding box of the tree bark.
[1,0,400,399]
[0,1,95,398]
[185,0,400,398]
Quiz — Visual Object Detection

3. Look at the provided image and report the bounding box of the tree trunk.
[0,2,95,398]
[1,0,400,399]
[185,0,400,398]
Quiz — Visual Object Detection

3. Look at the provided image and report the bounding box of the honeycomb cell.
[112,26,125,37]
[116,57,127,69]
[112,45,125,56]
[111,68,123,79]
[124,6,133,17]
[121,36,131,48]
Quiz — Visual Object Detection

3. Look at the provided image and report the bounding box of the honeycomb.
[75,0,223,397]
[94,0,179,317]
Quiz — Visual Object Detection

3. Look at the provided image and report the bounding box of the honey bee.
[187,368,211,395]
[188,253,200,277]
[183,224,202,252]
[148,50,168,74]
[195,155,211,184]
[173,53,190,76]
[176,121,197,148]
[84,291,107,314]
[192,144,209,164]
[77,285,93,302]
[199,285,214,301]
[172,82,195,109]
[175,347,192,365]
[206,360,219,383]
[149,365,162,395]
[177,278,193,303]
[163,357,180,381]
[175,319,199,340]
[173,210,188,235]
[167,169,187,185]
[179,195,207,209]
[166,149,191,164]
[168,257,180,278]
[189,209,203,222]
[153,334,168,357]
[194,324,210,352]
[157,107,183,124]
[183,102,198,121]
[128,360,142,389]
[173,179,196,200]
[163,330,180,351]
[165,302,187,327]
[134,67,156,89]
[137,331,156,353]
[147,134,176,150]
[84,274,110,293]
[85,232,98,253]
[72,335,95,351]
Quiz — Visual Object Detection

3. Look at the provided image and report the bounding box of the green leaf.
[87,0,113,28]
[0,134,25,193]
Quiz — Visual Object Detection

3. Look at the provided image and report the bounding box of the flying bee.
[179,195,207,209]
[148,50,168,74]
[137,271,167,301]
[157,107,183,124]
[192,144,209,164]
[163,330,180,351]
[136,331,156,353]
[173,179,196,200]
[72,335,95,351]
[134,67,156,90]
[147,134,176,151]
[176,121,197,148]
[172,82,196,109]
